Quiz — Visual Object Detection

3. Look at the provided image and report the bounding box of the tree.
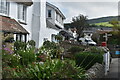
[71,14,89,42]
[109,20,120,31]
[108,20,120,45]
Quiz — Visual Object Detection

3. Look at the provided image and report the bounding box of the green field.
[93,22,113,27]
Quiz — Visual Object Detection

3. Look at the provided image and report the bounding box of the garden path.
[104,58,120,79]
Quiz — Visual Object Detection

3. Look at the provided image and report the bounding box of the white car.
[85,39,97,46]
[79,38,97,46]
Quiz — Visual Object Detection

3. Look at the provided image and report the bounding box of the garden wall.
[86,63,105,79]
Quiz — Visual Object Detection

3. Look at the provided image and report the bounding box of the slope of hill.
[64,16,118,28]
[88,16,118,24]
[93,22,113,27]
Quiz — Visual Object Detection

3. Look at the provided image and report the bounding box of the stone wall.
[86,63,105,80]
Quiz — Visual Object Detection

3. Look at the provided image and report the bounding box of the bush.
[26,59,86,79]
[75,52,103,70]
[55,35,63,42]
[85,46,104,54]
[16,48,36,66]
[67,46,84,54]
[41,41,64,58]
[27,40,36,47]
[14,41,27,50]
[43,41,57,49]
[2,47,20,67]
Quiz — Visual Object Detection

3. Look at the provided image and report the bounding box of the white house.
[0,0,66,48]
[31,0,66,48]
[0,0,33,42]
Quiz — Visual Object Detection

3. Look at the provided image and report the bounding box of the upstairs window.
[56,13,58,21]
[18,4,27,22]
[48,10,52,18]
[0,0,9,15]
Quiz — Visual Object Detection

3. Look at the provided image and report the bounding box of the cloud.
[47,0,118,23]
[47,0,119,2]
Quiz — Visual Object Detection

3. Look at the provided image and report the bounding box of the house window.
[51,34,55,42]
[44,38,48,42]
[48,10,52,18]
[0,0,9,15]
[56,13,58,21]
[18,4,27,22]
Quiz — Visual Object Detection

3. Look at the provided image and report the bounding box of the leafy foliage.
[67,46,84,54]
[27,59,86,79]
[85,46,104,55]
[108,20,120,45]
[41,41,64,58]
[75,52,103,70]
[27,40,36,47]
[14,41,27,50]
[55,35,63,42]
[16,48,36,66]
[71,14,89,42]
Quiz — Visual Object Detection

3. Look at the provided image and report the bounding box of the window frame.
[18,3,27,23]
[48,10,52,18]
[0,0,9,16]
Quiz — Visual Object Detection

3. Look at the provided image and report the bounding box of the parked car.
[79,38,97,46]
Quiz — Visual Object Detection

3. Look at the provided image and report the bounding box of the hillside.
[64,16,118,28]
[88,16,118,24]
[93,22,113,27]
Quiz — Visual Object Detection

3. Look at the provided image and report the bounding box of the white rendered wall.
[31,0,60,48]
[46,5,56,25]
[20,5,33,41]
[31,1,41,48]
[46,4,64,29]
[9,2,18,20]
[3,1,33,42]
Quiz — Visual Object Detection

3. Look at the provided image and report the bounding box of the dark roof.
[0,16,29,34]
[46,19,60,30]
[59,29,74,38]
[8,0,33,6]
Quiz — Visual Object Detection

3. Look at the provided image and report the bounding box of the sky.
[47,0,119,23]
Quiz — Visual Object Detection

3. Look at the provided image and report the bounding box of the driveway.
[104,58,120,79]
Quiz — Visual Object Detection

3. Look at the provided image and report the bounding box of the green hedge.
[67,46,84,54]
[75,52,103,70]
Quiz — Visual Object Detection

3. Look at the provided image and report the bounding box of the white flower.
[39,62,44,65]
[13,54,16,56]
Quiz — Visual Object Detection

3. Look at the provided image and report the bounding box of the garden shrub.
[26,59,86,79]
[27,40,36,47]
[16,48,36,66]
[85,46,104,54]
[55,35,63,42]
[14,41,27,50]
[67,46,84,54]
[43,41,57,49]
[41,41,64,58]
[3,66,33,78]
[2,47,20,67]
[75,52,103,70]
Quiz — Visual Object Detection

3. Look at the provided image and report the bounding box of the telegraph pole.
[103,33,112,43]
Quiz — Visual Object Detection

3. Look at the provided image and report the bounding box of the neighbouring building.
[0,0,67,48]
[0,0,33,43]
[31,0,67,47]
[64,23,113,40]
